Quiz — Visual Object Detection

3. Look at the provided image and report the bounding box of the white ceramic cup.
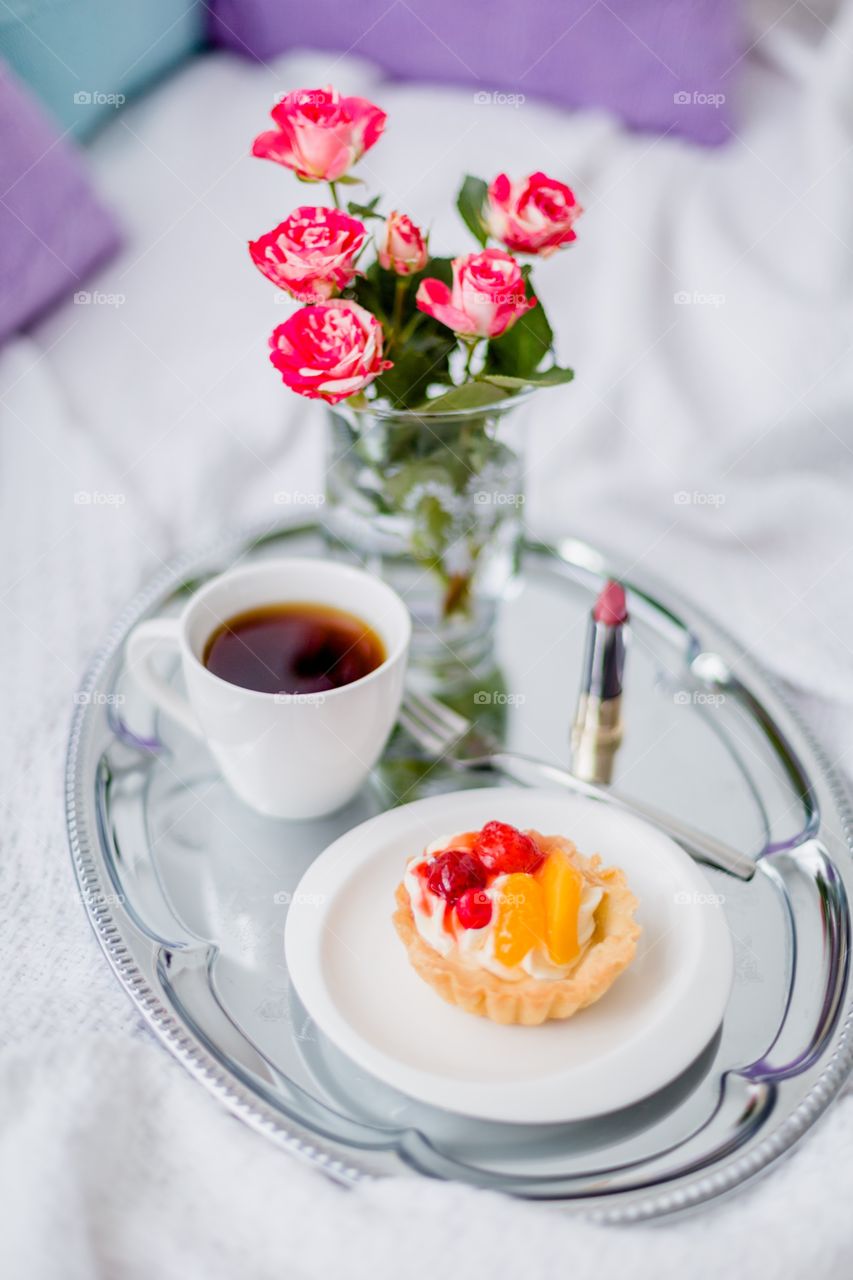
[125,558,411,820]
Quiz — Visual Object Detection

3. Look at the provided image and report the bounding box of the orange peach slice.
[493,873,547,967]
[538,849,584,966]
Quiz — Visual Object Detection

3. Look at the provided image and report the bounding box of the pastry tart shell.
[392,843,641,1026]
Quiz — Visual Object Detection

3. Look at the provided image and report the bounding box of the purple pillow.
[0,61,120,345]
[208,0,740,145]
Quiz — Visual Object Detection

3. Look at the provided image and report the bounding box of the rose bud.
[378,211,428,276]
[416,249,535,339]
[485,171,582,257]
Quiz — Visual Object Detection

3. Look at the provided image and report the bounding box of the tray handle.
[746,840,849,1082]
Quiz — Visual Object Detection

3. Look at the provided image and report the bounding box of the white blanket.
[2,1,853,1272]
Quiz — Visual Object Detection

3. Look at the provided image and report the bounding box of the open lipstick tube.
[571,580,628,785]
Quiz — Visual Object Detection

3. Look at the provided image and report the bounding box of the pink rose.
[268,300,391,404]
[252,86,386,182]
[415,249,535,339]
[378,211,428,276]
[485,172,582,257]
[249,207,367,302]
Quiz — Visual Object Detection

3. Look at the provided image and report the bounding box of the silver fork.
[399,689,756,882]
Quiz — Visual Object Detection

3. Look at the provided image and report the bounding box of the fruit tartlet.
[392,820,640,1025]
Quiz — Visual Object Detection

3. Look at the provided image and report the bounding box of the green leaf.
[350,256,468,409]
[375,338,456,409]
[384,462,456,507]
[483,292,554,379]
[480,366,574,389]
[406,324,456,357]
[416,381,511,414]
[418,256,453,287]
[413,495,453,563]
[456,175,489,247]
[464,434,516,476]
[347,196,384,221]
[382,465,459,560]
[349,271,386,322]
[334,174,364,186]
[359,256,452,326]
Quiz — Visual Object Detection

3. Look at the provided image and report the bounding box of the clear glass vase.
[324,392,531,686]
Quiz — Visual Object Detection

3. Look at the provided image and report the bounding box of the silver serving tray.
[65,522,853,1221]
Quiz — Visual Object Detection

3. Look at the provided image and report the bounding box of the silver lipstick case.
[571,615,626,785]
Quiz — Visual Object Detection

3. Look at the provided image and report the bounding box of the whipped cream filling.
[404,832,604,983]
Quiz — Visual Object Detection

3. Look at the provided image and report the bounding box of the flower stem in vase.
[390,277,408,352]
[442,571,473,620]
[461,338,480,380]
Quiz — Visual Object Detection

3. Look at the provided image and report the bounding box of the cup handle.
[126,618,203,739]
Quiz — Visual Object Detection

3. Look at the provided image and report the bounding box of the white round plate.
[285,787,734,1125]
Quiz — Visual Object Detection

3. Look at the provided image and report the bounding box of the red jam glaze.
[411,862,431,914]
